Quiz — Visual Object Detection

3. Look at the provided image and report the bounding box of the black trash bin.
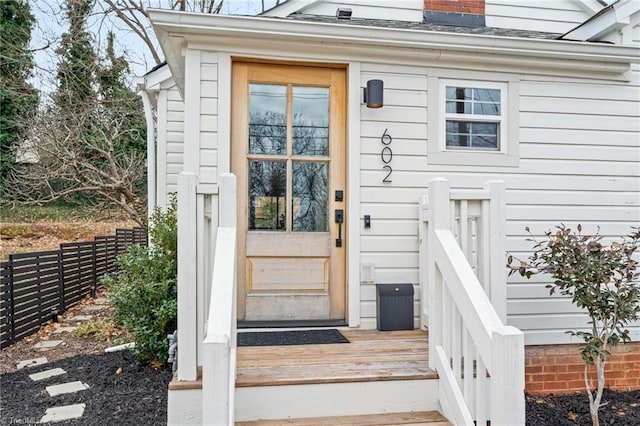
[376,283,414,331]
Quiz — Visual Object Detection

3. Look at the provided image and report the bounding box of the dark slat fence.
[0,227,147,349]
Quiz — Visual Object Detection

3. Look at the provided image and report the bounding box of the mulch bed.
[526,389,640,425]
[0,350,172,425]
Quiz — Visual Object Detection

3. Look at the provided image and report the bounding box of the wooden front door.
[232,62,347,322]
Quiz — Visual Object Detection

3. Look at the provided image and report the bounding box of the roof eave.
[149,10,639,91]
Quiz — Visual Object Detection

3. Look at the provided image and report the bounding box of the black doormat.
[237,329,349,346]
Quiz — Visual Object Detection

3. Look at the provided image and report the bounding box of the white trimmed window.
[428,74,519,167]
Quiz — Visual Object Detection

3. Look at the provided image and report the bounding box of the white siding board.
[360,220,419,236]
[201,63,218,81]
[167,121,183,133]
[362,253,418,269]
[200,132,218,150]
[506,221,637,237]
[509,314,590,331]
[200,115,218,132]
[520,128,640,147]
[361,106,426,123]
[520,113,640,132]
[486,0,590,33]
[361,138,427,156]
[201,98,218,115]
[199,166,218,184]
[167,142,184,153]
[521,97,640,117]
[360,236,418,252]
[361,122,427,139]
[520,81,640,102]
[301,1,423,22]
[201,81,217,97]
[506,190,640,207]
[507,205,638,221]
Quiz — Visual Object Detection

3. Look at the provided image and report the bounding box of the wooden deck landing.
[236,329,436,387]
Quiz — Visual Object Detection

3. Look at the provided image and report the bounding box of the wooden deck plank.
[236,329,435,387]
[235,410,450,425]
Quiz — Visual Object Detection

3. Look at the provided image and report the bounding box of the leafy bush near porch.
[103,196,177,365]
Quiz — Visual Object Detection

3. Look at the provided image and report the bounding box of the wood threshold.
[235,410,451,425]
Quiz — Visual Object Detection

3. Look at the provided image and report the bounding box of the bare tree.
[9,97,147,226]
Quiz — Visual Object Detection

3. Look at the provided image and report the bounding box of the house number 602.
[381,128,393,183]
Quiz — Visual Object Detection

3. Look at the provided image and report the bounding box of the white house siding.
[199,52,219,185]
[357,61,640,342]
[286,0,424,22]
[158,85,184,208]
[485,0,594,33]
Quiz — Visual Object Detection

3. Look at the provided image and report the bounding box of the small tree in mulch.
[508,225,640,426]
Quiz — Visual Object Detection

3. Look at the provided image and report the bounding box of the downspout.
[137,79,157,225]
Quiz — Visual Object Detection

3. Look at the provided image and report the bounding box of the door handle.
[335,209,344,247]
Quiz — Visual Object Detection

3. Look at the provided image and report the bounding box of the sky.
[29,0,281,93]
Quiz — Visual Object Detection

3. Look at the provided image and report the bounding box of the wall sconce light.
[364,79,384,108]
[336,8,352,19]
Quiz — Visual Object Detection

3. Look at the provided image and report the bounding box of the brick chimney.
[424,0,485,26]
[424,0,485,15]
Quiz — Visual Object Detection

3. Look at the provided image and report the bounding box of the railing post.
[177,172,199,381]
[491,326,525,425]
[427,178,450,369]
[485,180,507,323]
[419,195,429,328]
[219,173,237,228]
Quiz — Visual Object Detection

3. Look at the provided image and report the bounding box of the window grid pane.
[446,120,499,150]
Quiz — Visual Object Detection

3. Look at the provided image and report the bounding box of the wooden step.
[236,329,436,387]
[235,410,451,425]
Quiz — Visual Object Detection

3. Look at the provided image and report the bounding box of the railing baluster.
[463,327,474,417]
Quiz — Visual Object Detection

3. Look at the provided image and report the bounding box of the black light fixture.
[364,79,384,108]
[336,7,352,19]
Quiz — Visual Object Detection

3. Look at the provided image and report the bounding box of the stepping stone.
[40,403,86,423]
[34,340,63,349]
[93,297,109,305]
[82,305,104,312]
[68,315,93,322]
[46,381,90,397]
[29,368,67,382]
[52,326,76,334]
[16,357,48,370]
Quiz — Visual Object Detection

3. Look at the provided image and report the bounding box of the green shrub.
[103,195,177,365]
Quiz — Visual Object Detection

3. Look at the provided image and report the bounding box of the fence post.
[426,178,450,369]
[57,250,65,312]
[91,241,97,298]
[491,326,525,425]
[8,255,15,345]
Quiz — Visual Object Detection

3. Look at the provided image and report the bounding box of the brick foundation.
[525,342,640,394]
[424,0,485,14]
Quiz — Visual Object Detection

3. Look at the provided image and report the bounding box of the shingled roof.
[283,13,562,40]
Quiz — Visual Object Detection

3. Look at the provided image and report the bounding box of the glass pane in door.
[292,86,329,156]
[249,160,286,230]
[292,162,328,232]
[249,84,287,155]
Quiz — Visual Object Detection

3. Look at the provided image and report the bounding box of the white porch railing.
[420,178,524,425]
[202,173,237,426]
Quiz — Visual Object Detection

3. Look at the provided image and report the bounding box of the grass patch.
[75,319,130,343]
[0,204,93,222]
